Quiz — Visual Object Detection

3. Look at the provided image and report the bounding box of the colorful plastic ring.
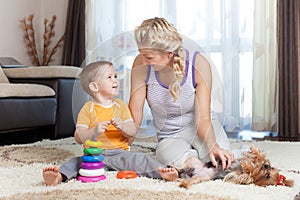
[85,139,102,148]
[84,147,103,155]
[81,162,104,170]
[78,175,106,183]
[81,155,104,162]
[79,168,105,177]
[116,170,138,179]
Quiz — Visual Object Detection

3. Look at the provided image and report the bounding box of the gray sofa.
[0,66,88,140]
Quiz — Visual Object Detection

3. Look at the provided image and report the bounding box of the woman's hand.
[208,144,234,170]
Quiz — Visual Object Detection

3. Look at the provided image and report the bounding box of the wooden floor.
[227,130,278,141]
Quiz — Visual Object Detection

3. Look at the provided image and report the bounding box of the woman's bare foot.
[42,166,63,186]
[158,166,178,181]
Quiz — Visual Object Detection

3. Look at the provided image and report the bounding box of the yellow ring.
[84,139,102,148]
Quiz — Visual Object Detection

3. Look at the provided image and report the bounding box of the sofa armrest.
[0,83,55,98]
[55,79,89,138]
[3,66,82,79]
[4,66,88,138]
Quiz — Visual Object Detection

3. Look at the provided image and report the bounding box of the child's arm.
[74,120,110,144]
[111,118,137,140]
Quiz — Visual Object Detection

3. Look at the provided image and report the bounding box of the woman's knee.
[155,146,198,167]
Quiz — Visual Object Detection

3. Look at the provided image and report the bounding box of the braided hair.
[134,17,185,101]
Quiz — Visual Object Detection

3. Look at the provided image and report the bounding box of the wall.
[0,0,68,66]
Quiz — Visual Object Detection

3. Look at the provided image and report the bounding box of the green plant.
[20,14,64,66]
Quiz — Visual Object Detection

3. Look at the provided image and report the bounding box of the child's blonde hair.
[134,17,185,101]
[79,61,113,97]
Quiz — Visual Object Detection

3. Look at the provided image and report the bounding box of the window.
[86,0,254,132]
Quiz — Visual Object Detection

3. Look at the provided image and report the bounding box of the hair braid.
[169,51,185,101]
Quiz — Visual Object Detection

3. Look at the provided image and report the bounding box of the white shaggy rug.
[0,137,299,200]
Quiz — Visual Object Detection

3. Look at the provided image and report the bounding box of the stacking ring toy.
[116,170,138,179]
[81,161,104,170]
[82,155,104,162]
[79,168,105,177]
[84,148,103,155]
[85,139,102,148]
[78,175,106,183]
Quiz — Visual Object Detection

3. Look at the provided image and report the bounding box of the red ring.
[116,170,138,179]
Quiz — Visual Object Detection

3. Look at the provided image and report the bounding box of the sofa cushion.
[3,66,82,79]
[0,83,55,98]
[0,67,9,83]
[0,98,56,131]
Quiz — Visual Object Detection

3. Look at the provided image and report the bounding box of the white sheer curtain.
[86,0,254,132]
[252,0,277,131]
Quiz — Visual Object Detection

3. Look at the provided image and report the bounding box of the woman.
[129,17,233,170]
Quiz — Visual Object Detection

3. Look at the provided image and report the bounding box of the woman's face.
[139,49,173,70]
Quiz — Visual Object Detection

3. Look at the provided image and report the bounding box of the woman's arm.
[128,54,148,127]
[124,121,136,146]
[194,53,233,169]
[194,53,214,148]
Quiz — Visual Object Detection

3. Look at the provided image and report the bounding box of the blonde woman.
[129,17,233,171]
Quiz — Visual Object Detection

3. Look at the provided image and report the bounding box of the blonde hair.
[134,17,185,101]
[79,61,113,97]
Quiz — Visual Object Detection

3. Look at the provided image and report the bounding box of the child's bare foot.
[158,166,178,181]
[42,166,63,186]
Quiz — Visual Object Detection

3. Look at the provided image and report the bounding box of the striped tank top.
[146,50,198,140]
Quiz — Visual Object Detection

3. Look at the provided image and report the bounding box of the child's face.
[96,65,119,98]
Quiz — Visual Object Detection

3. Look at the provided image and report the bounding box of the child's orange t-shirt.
[76,99,133,150]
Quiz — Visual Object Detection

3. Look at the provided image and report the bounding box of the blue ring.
[81,155,104,162]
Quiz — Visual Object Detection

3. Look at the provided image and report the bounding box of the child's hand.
[111,117,123,131]
[95,121,110,136]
